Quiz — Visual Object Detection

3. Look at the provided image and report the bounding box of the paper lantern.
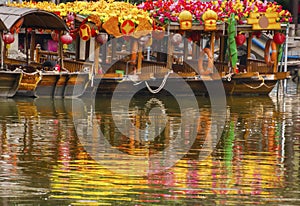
[171,33,182,46]
[235,33,246,46]
[61,33,73,44]
[79,24,91,41]
[95,33,108,45]
[273,32,285,45]
[3,33,14,44]
[179,10,192,30]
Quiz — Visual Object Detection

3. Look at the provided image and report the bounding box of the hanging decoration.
[171,33,182,46]
[95,33,108,45]
[247,12,281,30]
[202,9,218,31]
[120,20,135,36]
[3,33,15,44]
[235,33,246,46]
[273,32,285,45]
[179,10,193,30]
[61,33,73,44]
[79,24,91,41]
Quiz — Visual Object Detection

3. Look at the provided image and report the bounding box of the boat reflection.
[0,95,294,205]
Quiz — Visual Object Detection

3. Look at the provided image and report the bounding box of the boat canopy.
[0,6,68,31]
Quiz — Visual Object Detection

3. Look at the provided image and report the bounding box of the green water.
[0,83,299,205]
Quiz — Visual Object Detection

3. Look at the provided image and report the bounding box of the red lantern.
[91,28,97,37]
[60,33,73,44]
[3,33,15,44]
[273,32,285,45]
[51,30,59,42]
[79,24,91,41]
[235,33,246,46]
[95,33,108,45]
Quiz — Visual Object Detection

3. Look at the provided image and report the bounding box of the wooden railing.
[246,59,274,74]
[34,46,93,72]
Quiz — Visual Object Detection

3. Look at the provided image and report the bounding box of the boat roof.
[0,6,68,31]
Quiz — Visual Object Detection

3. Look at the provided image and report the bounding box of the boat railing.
[63,59,93,73]
[246,59,274,74]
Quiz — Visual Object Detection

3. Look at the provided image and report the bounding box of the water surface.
[0,82,299,205]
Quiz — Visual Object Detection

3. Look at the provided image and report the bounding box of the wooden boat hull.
[16,72,41,97]
[34,72,61,98]
[93,72,288,96]
[64,73,90,98]
[16,72,90,98]
[53,73,69,98]
[0,71,22,98]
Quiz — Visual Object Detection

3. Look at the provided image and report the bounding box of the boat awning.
[0,6,68,31]
[0,16,6,31]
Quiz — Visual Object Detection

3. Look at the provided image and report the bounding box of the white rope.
[21,70,40,75]
[145,70,172,94]
[242,75,275,89]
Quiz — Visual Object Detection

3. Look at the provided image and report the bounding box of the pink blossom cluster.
[137,0,292,25]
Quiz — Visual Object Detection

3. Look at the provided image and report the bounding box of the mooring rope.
[242,75,275,89]
[145,70,172,94]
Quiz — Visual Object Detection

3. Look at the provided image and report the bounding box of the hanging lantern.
[273,32,285,45]
[3,33,15,44]
[51,30,59,42]
[79,24,91,41]
[235,33,246,46]
[91,28,97,37]
[171,33,182,46]
[61,33,73,44]
[95,33,108,45]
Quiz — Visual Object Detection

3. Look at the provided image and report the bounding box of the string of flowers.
[137,0,292,25]
[7,0,152,25]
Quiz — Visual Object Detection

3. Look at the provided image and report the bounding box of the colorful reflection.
[0,94,299,205]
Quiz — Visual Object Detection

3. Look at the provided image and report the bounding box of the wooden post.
[30,31,36,62]
[137,44,143,74]
[218,35,224,62]
[0,31,4,69]
[35,44,41,63]
[192,42,198,60]
[183,34,189,60]
[210,32,215,56]
[94,40,100,75]
[247,33,252,59]
[167,35,173,70]
[25,29,29,65]
[58,32,64,70]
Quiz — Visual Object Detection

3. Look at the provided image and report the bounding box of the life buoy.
[198,48,214,75]
[264,39,277,66]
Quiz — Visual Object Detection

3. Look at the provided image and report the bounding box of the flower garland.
[137,0,292,25]
[7,0,152,25]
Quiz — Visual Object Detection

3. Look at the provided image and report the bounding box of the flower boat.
[0,18,22,98]
[8,0,293,96]
[0,5,91,98]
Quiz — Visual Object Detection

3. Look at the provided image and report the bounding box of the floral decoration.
[137,0,292,25]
